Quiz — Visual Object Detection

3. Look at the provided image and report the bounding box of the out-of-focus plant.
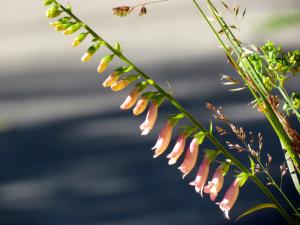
[41,0,300,224]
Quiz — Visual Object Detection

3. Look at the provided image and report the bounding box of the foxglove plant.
[41,0,300,224]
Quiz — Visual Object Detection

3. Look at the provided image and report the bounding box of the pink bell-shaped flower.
[178,138,199,178]
[152,120,174,158]
[139,102,158,135]
[167,133,187,165]
[120,88,140,110]
[204,164,225,201]
[189,157,210,196]
[217,178,241,219]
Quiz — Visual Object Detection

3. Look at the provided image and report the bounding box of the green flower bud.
[97,54,114,74]
[46,4,62,18]
[43,0,55,6]
[63,23,82,35]
[72,32,88,47]
[81,42,102,62]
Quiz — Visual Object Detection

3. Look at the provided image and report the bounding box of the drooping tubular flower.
[178,138,199,178]
[139,101,158,135]
[152,120,174,158]
[178,131,205,178]
[189,156,210,196]
[167,132,187,165]
[217,177,241,219]
[120,88,140,110]
[204,162,229,201]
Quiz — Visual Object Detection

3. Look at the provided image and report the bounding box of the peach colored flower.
[189,157,210,196]
[152,121,173,158]
[102,73,119,87]
[167,133,187,165]
[120,88,140,110]
[217,178,240,219]
[133,97,149,116]
[139,102,158,135]
[178,138,199,178]
[204,164,225,201]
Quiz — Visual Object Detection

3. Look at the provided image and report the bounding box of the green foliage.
[236,203,277,221]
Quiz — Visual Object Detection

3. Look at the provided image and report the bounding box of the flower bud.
[111,75,139,91]
[102,72,120,88]
[43,0,54,6]
[97,54,114,74]
[46,4,62,18]
[120,88,140,110]
[81,42,101,62]
[111,80,130,91]
[63,23,82,35]
[133,97,149,116]
[72,32,88,47]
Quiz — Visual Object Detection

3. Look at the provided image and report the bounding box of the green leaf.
[236,172,248,187]
[114,41,122,53]
[249,156,255,174]
[236,203,277,221]
[194,131,205,145]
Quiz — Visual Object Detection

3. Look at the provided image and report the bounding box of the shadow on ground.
[0,58,297,225]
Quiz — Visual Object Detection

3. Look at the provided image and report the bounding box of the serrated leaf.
[236,203,277,221]
[249,156,255,174]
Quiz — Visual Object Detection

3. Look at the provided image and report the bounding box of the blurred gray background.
[0,0,300,225]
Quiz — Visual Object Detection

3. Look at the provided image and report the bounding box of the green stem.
[257,160,298,214]
[52,2,296,225]
[195,0,300,176]
[278,87,300,122]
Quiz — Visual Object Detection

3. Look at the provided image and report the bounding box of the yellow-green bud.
[43,0,54,6]
[72,32,88,47]
[81,43,101,62]
[63,23,82,35]
[97,54,114,74]
[46,4,62,18]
